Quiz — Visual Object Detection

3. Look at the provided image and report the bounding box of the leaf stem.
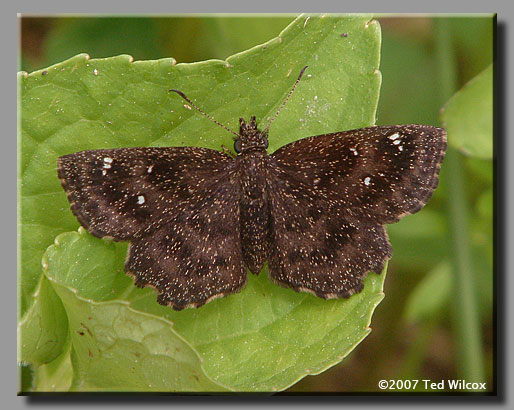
[434,18,485,384]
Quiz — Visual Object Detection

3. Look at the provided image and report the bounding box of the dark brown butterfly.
[57,67,446,310]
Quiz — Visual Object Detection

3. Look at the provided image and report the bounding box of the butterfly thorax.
[234,116,269,154]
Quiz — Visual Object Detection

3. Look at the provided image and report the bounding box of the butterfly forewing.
[266,125,446,297]
[57,147,234,240]
[271,125,447,224]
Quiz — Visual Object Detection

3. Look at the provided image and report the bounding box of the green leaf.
[43,229,227,392]
[18,363,34,393]
[441,65,493,158]
[403,261,453,324]
[20,14,385,391]
[17,274,69,368]
[33,342,73,392]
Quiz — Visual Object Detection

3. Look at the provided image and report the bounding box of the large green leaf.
[19,14,385,391]
[43,230,226,392]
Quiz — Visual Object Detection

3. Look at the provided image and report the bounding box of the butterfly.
[57,67,447,310]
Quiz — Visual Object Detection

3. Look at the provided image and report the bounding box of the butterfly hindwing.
[266,125,446,297]
[267,177,392,298]
[125,175,247,310]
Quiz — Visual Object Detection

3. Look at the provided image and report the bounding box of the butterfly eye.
[234,139,242,153]
[263,137,269,149]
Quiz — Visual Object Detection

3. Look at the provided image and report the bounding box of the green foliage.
[442,65,493,158]
[403,262,452,324]
[45,18,165,67]
[45,232,225,391]
[21,17,296,72]
[159,17,296,63]
[387,208,448,270]
[377,26,440,126]
[375,17,493,320]
[18,275,69,367]
[447,16,493,83]
[32,341,73,391]
[19,14,388,392]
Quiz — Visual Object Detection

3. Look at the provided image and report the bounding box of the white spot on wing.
[103,157,113,170]
[388,133,400,140]
[392,139,401,145]
[137,195,145,204]
[350,147,358,156]
[364,177,371,186]
[148,165,154,173]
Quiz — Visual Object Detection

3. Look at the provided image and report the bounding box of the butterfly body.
[234,116,273,274]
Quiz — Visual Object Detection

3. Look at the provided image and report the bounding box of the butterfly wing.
[58,147,247,309]
[265,175,393,298]
[125,175,246,310]
[267,125,446,298]
[58,147,233,239]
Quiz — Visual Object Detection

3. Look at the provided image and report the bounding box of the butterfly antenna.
[264,65,308,133]
[169,89,240,138]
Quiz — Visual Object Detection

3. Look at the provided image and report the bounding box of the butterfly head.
[234,116,269,154]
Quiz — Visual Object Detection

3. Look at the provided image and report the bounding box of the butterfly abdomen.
[238,154,271,275]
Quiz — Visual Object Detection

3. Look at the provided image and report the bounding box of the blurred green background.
[19,15,494,392]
